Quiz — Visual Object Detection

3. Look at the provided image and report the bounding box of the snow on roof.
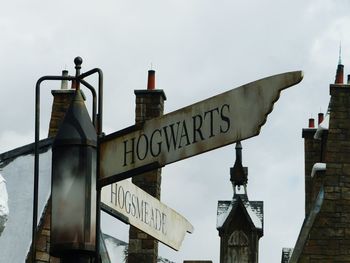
[102,233,174,263]
[158,257,175,263]
[314,113,329,139]
[243,200,263,230]
[0,149,52,262]
[216,196,263,230]
[0,174,9,236]
[216,201,232,229]
[103,233,127,263]
[311,163,326,178]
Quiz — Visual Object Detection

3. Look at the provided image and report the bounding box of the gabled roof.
[217,194,263,234]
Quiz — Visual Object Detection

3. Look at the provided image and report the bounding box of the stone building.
[217,142,263,263]
[285,57,350,262]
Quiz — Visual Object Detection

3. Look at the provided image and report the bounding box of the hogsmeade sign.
[101,180,194,250]
[99,71,303,186]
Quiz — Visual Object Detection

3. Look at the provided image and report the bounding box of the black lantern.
[50,88,97,258]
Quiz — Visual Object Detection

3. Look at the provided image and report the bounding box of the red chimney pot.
[318,113,324,125]
[147,70,155,90]
[309,118,315,128]
[335,64,344,84]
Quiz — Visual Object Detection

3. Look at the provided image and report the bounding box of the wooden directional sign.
[99,71,303,186]
[101,180,194,250]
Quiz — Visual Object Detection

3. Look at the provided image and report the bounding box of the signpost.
[101,180,194,251]
[99,71,303,186]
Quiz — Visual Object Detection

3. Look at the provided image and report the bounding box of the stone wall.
[26,203,60,263]
[48,90,75,138]
[302,128,322,217]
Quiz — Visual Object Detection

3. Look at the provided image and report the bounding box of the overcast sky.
[1,1,350,262]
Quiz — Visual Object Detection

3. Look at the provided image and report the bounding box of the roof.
[288,187,324,263]
[216,194,263,232]
[0,174,9,236]
[103,233,127,263]
[0,146,52,262]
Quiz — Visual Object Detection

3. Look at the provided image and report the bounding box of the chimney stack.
[48,70,76,137]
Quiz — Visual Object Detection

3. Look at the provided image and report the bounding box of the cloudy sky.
[1,0,350,262]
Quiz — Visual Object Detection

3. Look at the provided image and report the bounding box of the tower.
[217,142,263,263]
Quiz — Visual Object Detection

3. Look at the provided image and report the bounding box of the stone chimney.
[48,70,75,138]
[128,70,166,263]
[302,117,323,217]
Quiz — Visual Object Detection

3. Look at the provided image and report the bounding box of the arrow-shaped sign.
[99,71,303,186]
[101,180,194,251]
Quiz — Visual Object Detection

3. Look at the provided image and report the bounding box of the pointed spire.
[230,141,248,196]
[338,42,342,65]
[335,44,344,84]
[236,141,242,163]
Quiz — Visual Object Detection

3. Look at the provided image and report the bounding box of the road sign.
[99,71,303,186]
[101,180,194,251]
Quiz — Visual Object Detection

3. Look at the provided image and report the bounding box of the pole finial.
[230,141,248,196]
[338,42,342,65]
[74,56,83,69]
[73,56,83,90]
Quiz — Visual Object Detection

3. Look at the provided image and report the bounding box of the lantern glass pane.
[51,146,96,254]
